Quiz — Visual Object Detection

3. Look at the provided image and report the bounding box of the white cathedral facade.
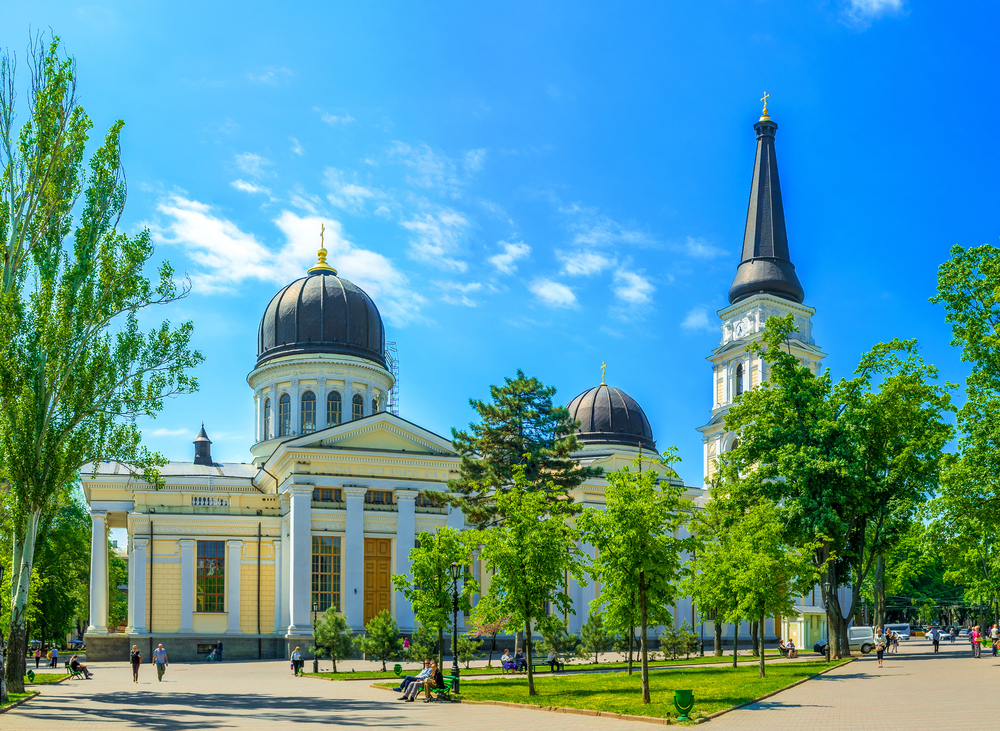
[82,105,834,660]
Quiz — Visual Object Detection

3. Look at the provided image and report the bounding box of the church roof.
[728,110,805,305]
[566,383,657,451]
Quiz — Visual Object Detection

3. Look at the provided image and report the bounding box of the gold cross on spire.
[760,91,771,121]
[601,361,607,385]
[307,222,338,275]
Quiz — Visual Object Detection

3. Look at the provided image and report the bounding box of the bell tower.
[696,101,826,483]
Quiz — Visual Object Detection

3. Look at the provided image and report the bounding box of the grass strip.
[304,653,787,681]
[393,659,849,722]
[0,692,38,712]
[26,673,70,685]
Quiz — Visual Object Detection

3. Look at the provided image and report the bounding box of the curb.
[373,659,854,726]
[0,691,40,715]
[697,659,853,723]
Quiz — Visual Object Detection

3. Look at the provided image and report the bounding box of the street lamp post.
[449,562,462,694]
[312,601,320,674]
[823,582,831,663]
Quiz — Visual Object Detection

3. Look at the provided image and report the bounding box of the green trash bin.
[674,688,695,721]
[393,663,403,677]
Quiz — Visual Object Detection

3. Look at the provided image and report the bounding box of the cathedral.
[82,103,829,661]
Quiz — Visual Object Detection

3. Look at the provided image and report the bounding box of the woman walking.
[34,647,41,669]
[130,645,142,682]
[972,626,982,658]
[874,626,886,669]
[291,647,303,676]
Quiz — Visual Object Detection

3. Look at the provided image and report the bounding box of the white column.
[365,383,373,416]
[86,511,109,635]
[290,378,301,436]
[394,489,417,632]
[253,392,260,443]
[345,379,355,420]
[126,536,136,633]
[132,538,148,634]
[179,539,196,633]
[273,539,283,634]
[344,486,366,630]
[446,506,466,631]
[280,509,291,631]
[227,540,243,634]
[287,485,313,636]
[268,384,278,438]
[316,378,328,430]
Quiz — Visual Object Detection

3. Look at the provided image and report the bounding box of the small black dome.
[257,271,386,369]
[566,384,656,451]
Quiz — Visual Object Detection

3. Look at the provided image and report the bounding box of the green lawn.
[1,692,33,709]
[26,673,69,685]
[412,660,848,722]
[306,652,789,682]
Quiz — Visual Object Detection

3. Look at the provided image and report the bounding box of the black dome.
[566,384,656,451]
[257,271,386,369]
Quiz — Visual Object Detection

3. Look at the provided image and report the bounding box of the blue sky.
[3,1,996,488]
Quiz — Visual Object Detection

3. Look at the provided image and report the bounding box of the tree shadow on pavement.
[16,691,422,730]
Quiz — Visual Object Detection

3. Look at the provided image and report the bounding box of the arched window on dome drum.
[735,362,744,397]
[278,393,291,436]
[263,398,271,440]
[327,391,342,426]
[352,393,363,421]
[301,391,316,434]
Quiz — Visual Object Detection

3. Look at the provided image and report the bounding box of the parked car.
[958,628,970,639]
[67,640,85,651]
[885,623,911,640]
[813,626,875,655]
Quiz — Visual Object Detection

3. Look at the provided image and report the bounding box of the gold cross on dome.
[601,361,607,385]
[320,223,325,247]
[760,91,770,117]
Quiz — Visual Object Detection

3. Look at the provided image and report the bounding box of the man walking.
[216,640,223,663]
[931,627,940,653]
[50,645,59,668]
[152,644,169,681]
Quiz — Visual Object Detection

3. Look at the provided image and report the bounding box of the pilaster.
[344,486,366,630]
[286,485,313,636]
[132,538,148,634]
[226,540,243,634]
[316,377,328,430]
[394,489,418,632]
[290,378,301,437]
[179,539,196,633]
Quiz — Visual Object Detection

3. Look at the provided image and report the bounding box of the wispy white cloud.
[842,0,904,26]
[464,148,488,172]
[319,111,355,125]
[234,153,270,178]
[612,269,655,305]
[230,179,272,196]
[146,427,192,438]
[323,167,384,213]
[148,194,424,325]
[529,279,577,309]
[247,67,294,84]
[388,142,463,197]
[400,208,470,271]
[290,137,304,156]
[681,306,717,332]
[560,203,652,248]
[559,250,616,276]
[683,236,726,259]
[489,241,530,274]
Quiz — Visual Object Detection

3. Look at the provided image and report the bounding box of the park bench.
[65,661,84,680]
[777,646,790,658]
[429,674,459,701]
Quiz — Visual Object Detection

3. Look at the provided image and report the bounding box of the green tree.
[659,620,699,661]
[312,609,354,673]
[391,527,478,668]
[406,625,437,663]
[0,38,202,698]
[578,453,694,704]
[686,495,742,658]
[457,633,481,668]
[448,370,601,526]
[470,614,510,667]
[535,613,580,659]
[721,314,952,659]
[578,611,613,663]
[475,468,586,695]
[354,610,403,672]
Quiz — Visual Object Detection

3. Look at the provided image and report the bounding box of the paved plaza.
[3,639,997,730]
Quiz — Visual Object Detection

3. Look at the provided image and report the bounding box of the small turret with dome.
[566,362,656,451]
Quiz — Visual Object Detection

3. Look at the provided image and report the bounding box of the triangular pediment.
[282,412,457,456]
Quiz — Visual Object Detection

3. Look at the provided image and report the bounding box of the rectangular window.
[364,490,394,505]
[415,492,438,507]
[197,540,225,612]
[311,535,342,612]
[312,488,342,502]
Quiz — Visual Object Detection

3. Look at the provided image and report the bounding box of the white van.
[848,625,875,654]
[884,623,911,641]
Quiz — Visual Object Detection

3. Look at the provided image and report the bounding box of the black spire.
[193,423,213,466]
[727,109,804,305]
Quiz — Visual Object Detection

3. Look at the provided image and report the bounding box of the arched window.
[735,362,744,397]
[301,391,316,434]
[729,438,741,453]
[278,393,291,436]
[352,393,363,421]
[371,397,378,414]
[263,398,271,440]
[327,391,342,426]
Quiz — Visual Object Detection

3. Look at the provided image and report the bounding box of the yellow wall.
[150,538,181,633]
[193,613,228,634]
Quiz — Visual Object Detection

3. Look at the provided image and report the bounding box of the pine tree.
[578,611,613,663]
[448,370,601,527]
[354,610,404,672]
[312,610,354,673]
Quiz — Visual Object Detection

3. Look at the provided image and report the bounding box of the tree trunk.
[750,617,759,656]
[758,612,766,679]
[732,619,739,668]
[525,617,535,696]
[874,555,885,629]
[714,618,723,657]
[639,571,650,704]
[515,630,523,656]
[5,511,41,694]
[825,568,851,660]
[627,624,633,675]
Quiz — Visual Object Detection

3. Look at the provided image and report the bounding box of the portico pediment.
[280,412,457,457]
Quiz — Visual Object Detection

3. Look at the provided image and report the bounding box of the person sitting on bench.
[501,649,516,673]
[785,639,797,658]
[514,649,527,671]
[402,661,440,701]
[546,650,563,672]
[70,654,93,679]
[396,659,431,696]
[422,662,445,703]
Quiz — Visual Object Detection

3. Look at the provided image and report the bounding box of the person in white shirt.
[291,647,304,676]
[395,659,431,696]
[546,650,562,672]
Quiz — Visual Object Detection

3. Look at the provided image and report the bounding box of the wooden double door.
[364,538,392,625]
